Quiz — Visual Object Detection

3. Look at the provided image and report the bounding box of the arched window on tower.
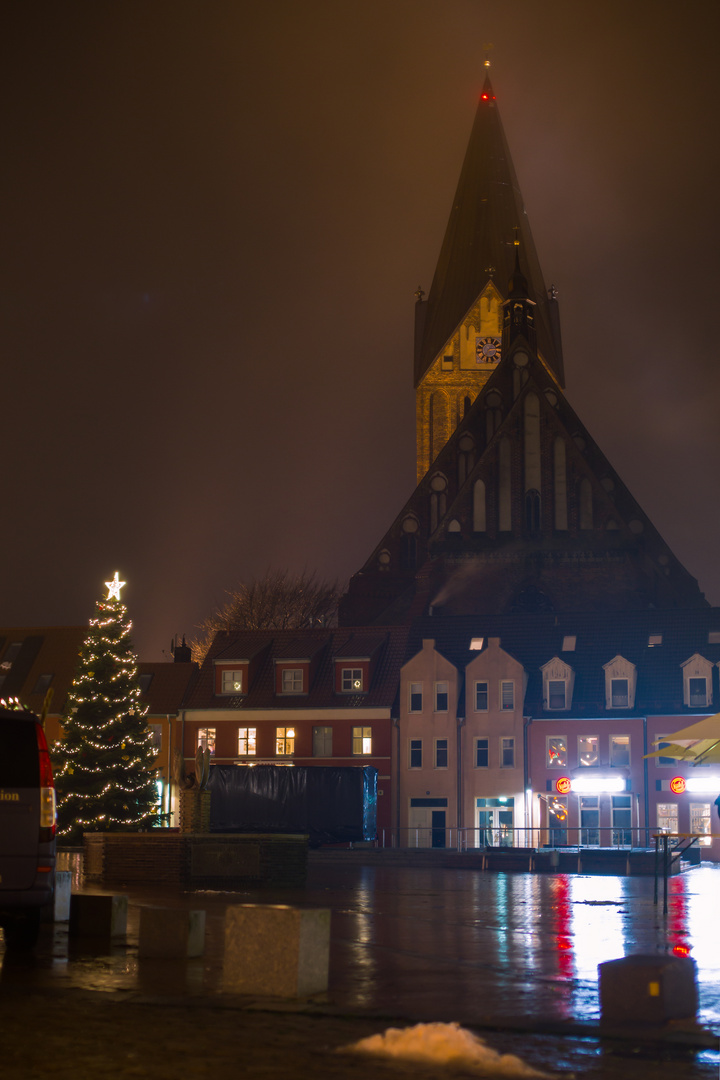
[485,389,502,442]
[400,516,419,569]
[473,479,486,532]
[429,473,447,533]
[579,478,593,530]
[458,433,475,486]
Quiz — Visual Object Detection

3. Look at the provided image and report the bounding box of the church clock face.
[476,336,500,363]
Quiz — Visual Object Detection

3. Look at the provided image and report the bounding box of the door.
[431,810,446,848]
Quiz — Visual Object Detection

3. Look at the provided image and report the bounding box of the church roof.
[415,71,564,386]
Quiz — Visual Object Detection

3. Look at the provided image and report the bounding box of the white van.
[0,704,56,949]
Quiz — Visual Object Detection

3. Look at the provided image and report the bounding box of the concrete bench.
[223,904,330,997]
[138,906,206,958]
[53,870,72,921]
[599,954,697,1029]
[69,893,128,939]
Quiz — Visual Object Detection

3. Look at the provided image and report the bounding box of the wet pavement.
[1,852,719,1078]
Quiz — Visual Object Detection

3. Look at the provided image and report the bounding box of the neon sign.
[555,776,572,795]
[670,776,686,794]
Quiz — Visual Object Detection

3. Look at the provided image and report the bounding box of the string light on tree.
[53,572,160,843]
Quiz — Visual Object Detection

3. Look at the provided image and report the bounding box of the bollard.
[223,904,330,997]
[69,893,128,939]
[599,954,698,1029]
[138,906,206,958]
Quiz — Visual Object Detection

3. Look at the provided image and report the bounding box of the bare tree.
[191,569,340,663]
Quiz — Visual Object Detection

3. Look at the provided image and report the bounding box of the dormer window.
[221,670,243,694]
[281,668,304,693]
[342,668,363,692]
[541,658,574,712]
[611,679,629,708]
[681,654,713,709]
[603,656,636,710]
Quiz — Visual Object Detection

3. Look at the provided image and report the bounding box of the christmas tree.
[54,573,160,842]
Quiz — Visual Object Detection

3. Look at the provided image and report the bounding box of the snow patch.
[342,1021,551,1076]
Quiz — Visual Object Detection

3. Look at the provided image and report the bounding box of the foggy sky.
[2,1,720,658]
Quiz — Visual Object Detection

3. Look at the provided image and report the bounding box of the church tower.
[339,69,706,627]
[414,65,564,482]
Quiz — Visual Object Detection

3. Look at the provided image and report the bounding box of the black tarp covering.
[207,765,377,845]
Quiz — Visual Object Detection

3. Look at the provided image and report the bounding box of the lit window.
[475,737,489,768]
[409,739,422,768]
[352,726,372,755]
[548,680,566,710]
[435,738,448,768]
[435,682,449,712]
[312,726,332,756]
[657,803,678,833]
[578,735,598,767]
[221,670,243,694]
[500,737,515,768]
[562,635,576,652]
[547,737,567,768]
[281,668,304,693]
[150,723,162,749]
[409,682,423,712]
[237,727,257,756]
[342,668,363,692]
[276,727,295,755]
[475,681,488,711]
[610,735,630,767]
[709,632,720,644]
[501,681,514,710]
[197,728,216,756]
[689,677,707,707]
[470,637,484,650]
[32,673,54,695]
[690,803,712,846]
[610,678,629,708]
[648,634,662,647]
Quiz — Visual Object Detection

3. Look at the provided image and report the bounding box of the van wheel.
[2,909,41,951]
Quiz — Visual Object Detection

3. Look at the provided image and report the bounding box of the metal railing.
[373,825,716,851]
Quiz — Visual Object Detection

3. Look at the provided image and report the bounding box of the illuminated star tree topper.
[105,571,126,601]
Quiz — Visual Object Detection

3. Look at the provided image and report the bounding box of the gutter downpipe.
[393,716,400,849]
[524,716,532,837]
[643,715,649,847]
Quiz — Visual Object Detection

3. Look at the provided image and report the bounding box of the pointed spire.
[415,69,564,387]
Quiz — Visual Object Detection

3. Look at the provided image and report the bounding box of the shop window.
[197,728,216,756]
[612,795,632,845]
[475,681,488,711]
[657,803,678,833]
[352,726,372,755]
[580,796,599,845]
[276,727,295,756]
[500,737,515,768]
[547,737,567,768]
[610,735,630,767]
[237,727,257,756]
[312,726,332,757]
[409,682,423,712]
[548,796,567,845]
[435,681,449,712]
[435,739,448,769]
[690,803,712,846]
[409,739,422,768]
[475,738,489,768]
[578,735,598,767]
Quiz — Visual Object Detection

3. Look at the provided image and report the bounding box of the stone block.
[69,893,128,939]
[138,906,206,958]
[53,871,72,922]
[223,904,330,997]
[599,954,698,1028]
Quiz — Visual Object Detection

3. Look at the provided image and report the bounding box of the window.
[409,682,423,712]
[221,670,243,694]
[610,735,630,767]
[475,681,488,711]
[32,673,54,695]
[409,739,422,768]
[312,726,332,757]
[435,682,449,712]
[689,677,708,707]
[610,679,629,708]
[656,739,679,766]
[281,668,304,693]
[138,673,153,694]
[579,795,600,845]
[470,637,484,651]
[548,680,566,710]
[690,803,712,847]
[500,737,515,768]
[475,737,489,768]
[1,642,22,668]
[197,728,216,756]
[238,727,257,756]
[149,723,162,749]
[547,737,567,768]
[442,354,453,370]
[657,803,678,833]
[562,635,576,652]
[578,735,598,767]
[500,681,514,710]
[352,727,372,755]
[612,795,632,845]
[648,634,662,647]
[435,739,448,769]
[709,632,720,644]
[548,796,567,845]
[342,668,363,692]
[276,727,295,755]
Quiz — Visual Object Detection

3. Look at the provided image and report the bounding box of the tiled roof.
[138,661,198,715]
[0,626,86,715]
[406,609,720,718]
[183,626,410,712]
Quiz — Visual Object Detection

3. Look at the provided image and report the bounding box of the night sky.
[2,1,720,659]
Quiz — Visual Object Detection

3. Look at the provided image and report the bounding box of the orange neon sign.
[555,776,572,795]
[670,776,686,794]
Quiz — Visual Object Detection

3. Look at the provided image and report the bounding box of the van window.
[0,720,40,787]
